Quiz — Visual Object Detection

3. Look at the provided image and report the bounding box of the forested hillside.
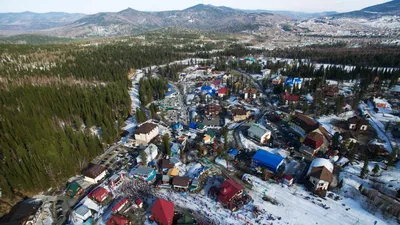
[0,42,185,203]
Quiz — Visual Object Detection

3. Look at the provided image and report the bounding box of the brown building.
[134,122,159,145]
[0,201,43,225]
[244,88,260,100]
[172,176,190,190]
[347,116,369,131]
[231,108,251,122]
[83,164,107,183]
[205,104,222,118]
[291,114,319,137]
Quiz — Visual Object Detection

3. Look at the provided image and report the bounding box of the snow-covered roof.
[307,158,334,175]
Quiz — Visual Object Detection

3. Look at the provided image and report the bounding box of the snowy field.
[239,132,289,157]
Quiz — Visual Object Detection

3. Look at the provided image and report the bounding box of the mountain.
[332,0,400,18]
[44,4,287,37]
[241,10,338,19]
[0,11,85,33]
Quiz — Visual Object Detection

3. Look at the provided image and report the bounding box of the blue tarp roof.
[189,122,197,129]
[285,76,303,86]
[228,148,239,158]
[165,89,177,97]
[171,123,183,130]
[252,150,284,173]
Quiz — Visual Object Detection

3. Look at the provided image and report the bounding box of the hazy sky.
[0,0,390,14]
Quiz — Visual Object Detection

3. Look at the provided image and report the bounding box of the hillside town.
[2,55,400,225]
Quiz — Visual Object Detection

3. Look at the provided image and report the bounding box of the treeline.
[265,45,400,67]
[0,43,188,201]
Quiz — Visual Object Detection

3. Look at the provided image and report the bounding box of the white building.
[134,122,159,145]
[247,123,272,144]
[83,164,107,184]
[137,143,158,164]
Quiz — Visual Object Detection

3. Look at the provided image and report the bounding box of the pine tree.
[372,164,380,176]
[360,157,369,178]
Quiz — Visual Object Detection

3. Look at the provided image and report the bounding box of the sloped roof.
[106,215,130,225]
[151,198,174,225]
[112,198,128,213]
[309,166,333,182]
[88,187,109,203]
[172,176,190,187]
[232,108,248,116]
[218,87,228,94]
[167,168,179,176]
[218,180,244,205]
[248,123,270,139]
[134,122,158,135]
[83,164,106,179]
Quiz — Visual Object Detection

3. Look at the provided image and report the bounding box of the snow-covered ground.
[239,132,289,157]
[317,111,356,135]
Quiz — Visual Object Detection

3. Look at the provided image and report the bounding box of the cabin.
[172,176,191,191]
[347,116,369,131]
[88,187,110,204]
[247,123,271,144]
[216,180,244,211]
[129,166,157,183]
[306,158,334,197]
[231,108,250,122]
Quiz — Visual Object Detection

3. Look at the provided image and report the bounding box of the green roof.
[197,123,205,129]
[206,129,216,138]
[66,182,81,198]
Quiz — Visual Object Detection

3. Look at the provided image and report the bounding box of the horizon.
[0,0,390,14]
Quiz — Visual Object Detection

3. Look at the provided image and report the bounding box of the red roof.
[218,87,227,95]
[135,199,143,206]
[106,215,130,225]
[283,174,293,180]
[217,180,244,205]
[304,132,324,149]
[281,93,300,102]
[88,187,109,203]
[151,198,174,225]
[112,198,128,213]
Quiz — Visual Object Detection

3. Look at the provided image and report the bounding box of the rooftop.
[134,122,158,135]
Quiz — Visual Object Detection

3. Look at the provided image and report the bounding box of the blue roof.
[168,84,173,89]
[252,150,284,173]
[165,89,177,97]
[189,122,197,129]
[285,76,303,86]
[228,148,239,158]
[201,86,214,95]
[171,123,183,130]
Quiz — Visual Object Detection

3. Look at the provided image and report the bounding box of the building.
[283,174,294,186]
[231,108,250,122]
[303,132,324,150]
[106,215,132,225]
[65,181,83,198]
[160,175,171,188]
[134,122,159,145]
[217,180,244,211]
[285,77,303,89]
[280,92,300,105]
[247,123,271,144]
[323,86,338,98]
[306,158,334,197]
[161,159,174,172]
[0,201,43,225]
[112,198,129,214]
[109,173,125,189]
[88,187,110,204]
[167,168,179,177]
[290,114,319,137]
[129,166,157,183]
[172,176,191,190]
[204,104,222,118]
[203,129,216,144]
[218,87,228,98]
[73,205,92,222]
[252,150,285,174]
[151,198,174,225]
[83,164,107,183]
[347,116,369,131]
[137,143,159,165]
[373,98,390,109]
[244,88,260,100]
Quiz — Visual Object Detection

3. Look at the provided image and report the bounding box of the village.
[4,56,400,225]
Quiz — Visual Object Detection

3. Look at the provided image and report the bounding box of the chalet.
[306,158,334,197]
[204,104,222,118]
[290,114,319,137]
[218,87,228,98]
[203,129,216,144]
[134,122,159,145]
[247,123,271,144]
[252,150,285,175]
[172,176,191,190]
[83,164,107,183]
[347,116,369,131]
[106,215,132,225]
[216,180,244,211]
[88,187,110,204]
[129,166,157,183]
[244,88,260,100]
[151,198,174,225]
[231,108,251,122]
[112,198,129,214]
[0,201,43,225]
[281,92,300,105]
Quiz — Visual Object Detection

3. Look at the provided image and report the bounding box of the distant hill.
[0,11,85,32]
[241,10,338,19]
[47,4,287,37]
[332,0,400,18]
[0,34,74,44]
